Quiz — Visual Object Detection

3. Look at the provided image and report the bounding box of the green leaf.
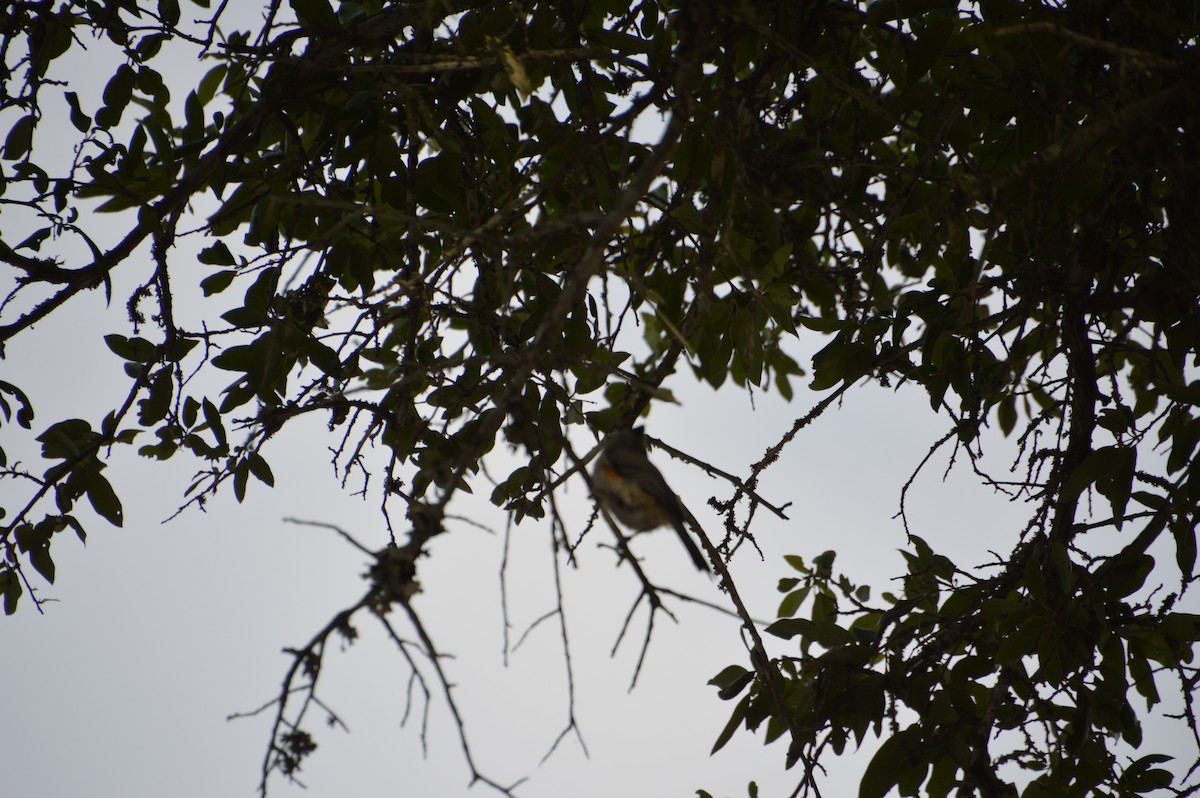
[305,339,342,378]
[138,367,174,426]
[289,0,339,30]
[84,469,124,527]
[711,694,751,754]
[996,395,1017,436]
[925,756,957,798]
[811,591,836,623]
[182,396,200,427]
[233,459,249,502]
[135,33,166,62]
[63,515,87,543]
[783,555,807,573]
[1128,643,1159,708]
[1104,554,1154,600]
[1097,446,1137,526]
[243,266,280,318]
[64,91,92,132]
[198,241,236,266]
[105,334,158,363]
[199,267,236,295]
[810,339,874,391]
[37,419,95,459]
[3,115,35,160]
[709,665,755,700]
[778,586,810,618]
[1,568,22,615]
[97,64,136,128]
[1131,491,1167,510]
[164,338,199,363]
[247,452,274,487]
[1172,517,1197,581]
[859,726,923,798]
[1061,446,1133,510]
[30,545,55,584]
[0,379,35,428]
[158,0,181,26]
[765,617,855,647]
[202,398,227,448]
[1160,612,1200,648]
[220,307,266,329]
[813,550,837,575]
[1121,754,1174,792]
[996,616,1042,664]
[196,64,227,105]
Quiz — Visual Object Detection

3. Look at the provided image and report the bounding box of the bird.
[591,426,709,571]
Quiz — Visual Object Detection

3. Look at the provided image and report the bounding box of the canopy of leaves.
[2,0,1199,796]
